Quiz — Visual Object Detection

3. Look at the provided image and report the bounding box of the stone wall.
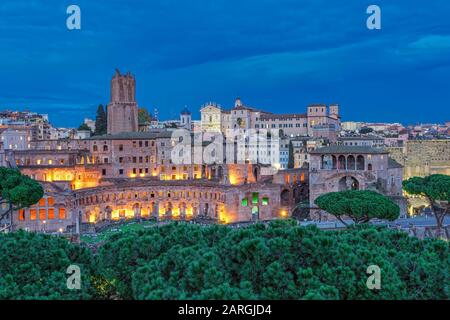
[387,140,450,179]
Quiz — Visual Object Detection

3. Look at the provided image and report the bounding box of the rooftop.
[388,158,403,169]
[260,113,306,120]
[338,136,384,141]
[89,130,173,140]
[310,145,388,154]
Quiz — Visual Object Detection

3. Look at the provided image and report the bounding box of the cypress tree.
[94,104,107,135]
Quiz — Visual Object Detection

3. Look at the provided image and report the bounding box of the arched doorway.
[338,176,359,191]
[280,189,290,206]
[133,203,141,218]
[105,206,112,220]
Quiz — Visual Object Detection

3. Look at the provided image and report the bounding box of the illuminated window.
[47,197,54,206]
[48,159,53,165]
[30,209,37,220]
[48,208,55,220]
[59,208,66,219]
[252,193,259,204]
[252,206,259,215]
[19,209,25,221]
[262,197,269,206]
[241,198,248,207]
[38,198,46,207]
[39,209,46,220]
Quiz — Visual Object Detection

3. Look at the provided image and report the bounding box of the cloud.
[0,0,449,126]
[408,35,450,52]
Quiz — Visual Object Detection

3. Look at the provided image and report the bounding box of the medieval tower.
[107,69,139,134]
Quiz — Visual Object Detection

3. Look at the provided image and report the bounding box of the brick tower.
[107,69,139,134]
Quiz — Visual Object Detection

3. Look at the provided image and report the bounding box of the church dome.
[181,107,191,115]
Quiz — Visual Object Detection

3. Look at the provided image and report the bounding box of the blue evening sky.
[0,0,449,127]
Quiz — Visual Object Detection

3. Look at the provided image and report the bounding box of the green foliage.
[0,167,43,221]
[359,127,374,134]
[94,104,107,135]
[77,123,91,132]
[403,174,450,203]
[287,141,295,169]
[97,221,449,300]
[1,222,449,300]
[0,231,96,299]
[138,107,152,125]
[403,174,450,234]
[314,190,400,224]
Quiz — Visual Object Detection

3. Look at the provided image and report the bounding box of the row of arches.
[85,200,224,223]
[321,155,371,171]
[75,189,226,207]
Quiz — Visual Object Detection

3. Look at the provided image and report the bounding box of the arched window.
[338,155,346,170]
[347,155,356,170]
[103,145,108,152]
[357,155,365,170]
[368,163,373,171]
[93,145,98,152]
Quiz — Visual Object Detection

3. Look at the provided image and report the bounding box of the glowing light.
[125,210,135,218]
[158,206,166,216]
[89,214,96,223]
[280,210,288,217]
[172,206,180,217]
[141,208,149,217]
[229,174,238,185]
[111,211,119,220]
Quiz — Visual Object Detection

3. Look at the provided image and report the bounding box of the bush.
[0,231,96,299]
[97,221,450,300]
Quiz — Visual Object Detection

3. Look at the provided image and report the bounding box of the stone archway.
[105,206,112,220]
[338,176,359,191]
[133,203,141,218]
[280,189,290,206]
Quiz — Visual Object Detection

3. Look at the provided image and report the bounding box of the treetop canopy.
[403,174,450,203]
[314,190,400,223]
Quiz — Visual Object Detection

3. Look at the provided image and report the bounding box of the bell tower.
[107,69,139,134]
